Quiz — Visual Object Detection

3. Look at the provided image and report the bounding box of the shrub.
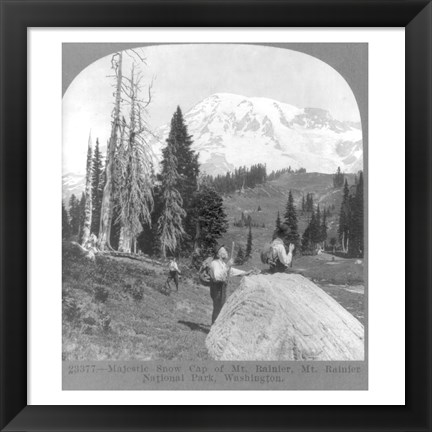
[94,285,109,303]
[62,290,80,322]
[80,304,111,334]
[124,282,144,301]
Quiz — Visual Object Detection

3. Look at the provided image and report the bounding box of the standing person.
[268,223,295,273]
[209,245,248,325]
[166,257,181,292]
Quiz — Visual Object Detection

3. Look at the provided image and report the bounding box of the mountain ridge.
[62,93,363,201]
[150,93,362,176]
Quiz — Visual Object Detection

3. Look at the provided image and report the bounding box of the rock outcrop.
[206,273,364,361]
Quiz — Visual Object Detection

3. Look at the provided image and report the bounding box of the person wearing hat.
[208,245,249,325]
[268,223,295,273]
[166,257,181,292]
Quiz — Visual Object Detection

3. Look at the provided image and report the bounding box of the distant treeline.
[203,165,307,195]
[267,166,306,182]
[202,164,267,194]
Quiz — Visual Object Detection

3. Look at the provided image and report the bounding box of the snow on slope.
[150,93,363,176]
[63,93,363,197]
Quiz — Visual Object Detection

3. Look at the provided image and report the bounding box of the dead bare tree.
[116,63,154,253]
[81,132,93,246]
[98,52,123,251]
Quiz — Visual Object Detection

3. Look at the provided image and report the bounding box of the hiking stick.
[227,241,235,284]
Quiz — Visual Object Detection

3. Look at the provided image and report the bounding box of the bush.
[62,289,80,322]
[98,309,111,332]
[124,281,144,301]
[94,285,109,303]
[80,304,111,334]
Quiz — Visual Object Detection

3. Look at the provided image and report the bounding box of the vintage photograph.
[62,43,366,368]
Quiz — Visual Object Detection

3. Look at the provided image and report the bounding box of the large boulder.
[206,273,364,361]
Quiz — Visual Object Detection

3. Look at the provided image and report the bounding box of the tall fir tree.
[320,208,328,247]
[78,192,86,243]
[157,137,186,257]
[349,171,364,257]
[338,179,350,252]
[62,201,71,240]
[190,185,228,256]
[167,107,200,249]
[235,245,245,265]
[68,194,80,235]
[333,166,345,188]
[283,190,300,250]
[314,205,321,242]
[275,211,281,230]
[302,210,319,254]
[91,138,105,236]
[245,225,253,258]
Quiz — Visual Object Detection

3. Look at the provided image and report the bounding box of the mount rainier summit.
[150,93,363,176]
[63,93,362,200]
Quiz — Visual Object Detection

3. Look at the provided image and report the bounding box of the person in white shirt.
[269,223,295,273]
[166,257,181,292]
[209,245,248,324]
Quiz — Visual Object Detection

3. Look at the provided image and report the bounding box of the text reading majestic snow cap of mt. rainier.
[151,93,363,176]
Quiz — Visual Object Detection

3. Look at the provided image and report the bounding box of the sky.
[63,44,361,175]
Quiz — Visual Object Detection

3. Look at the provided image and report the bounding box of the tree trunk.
[81,134,93,246]
[118,225,132,253]
[206,274,364,361]
[98,52,123,251]
[341,232,345,253]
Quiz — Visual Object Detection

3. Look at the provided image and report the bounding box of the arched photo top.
[63,44,364,177]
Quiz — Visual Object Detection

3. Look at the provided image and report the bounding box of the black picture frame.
[1,0,430,430]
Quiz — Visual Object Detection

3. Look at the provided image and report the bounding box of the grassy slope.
[63,247,364,361]
[63,172,364,361]
[219,172,356,269]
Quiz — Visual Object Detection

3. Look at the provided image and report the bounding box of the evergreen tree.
[348,171,364,257]
[235,245,245,265]
[283,190,300,250]
[314,205,321,243]
[320,209,328,246]
[191,186,228,256]
[305,193,314,212]
[302,209,322,254]
[275,211,281,230]
[245,225,253,258]
[78,192,86,243]
[165,107,200,250]
[138,185,163,256]
[157,137,186,257]
[68,194,80,235]
[333,166,345,188]
[330,237,337,253]
[301,225,312,254]
[338,179,350,252]
[91,138,105,236]
[62,201,71,239]
[309,210,320,245]
[172,107,200,200]
[301,196,305,213]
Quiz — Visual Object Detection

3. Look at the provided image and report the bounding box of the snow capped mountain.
[62,172,86,204]
[150,93,363,176]
[62,93,363,199]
